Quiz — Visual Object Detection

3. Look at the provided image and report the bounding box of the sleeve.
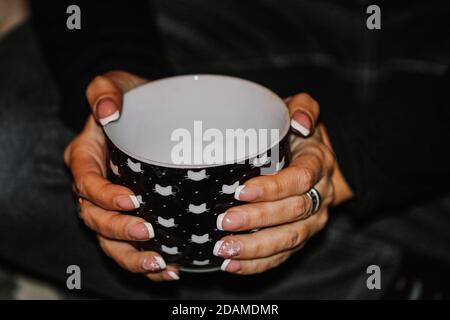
[321,69,450,219]
[31,0,172,132]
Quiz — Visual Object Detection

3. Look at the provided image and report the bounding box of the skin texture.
[64,70,353,281]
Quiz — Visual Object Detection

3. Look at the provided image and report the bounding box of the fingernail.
[128,222,154,240]
[216,210,246,231]
[220,259,241,272]
[234,185,261,201]
[213,240,241,258]
[116,195,140,210]
[291,110,312,136]
[162,271,180,281]
[142,256,166,271]
[96,97,119,126]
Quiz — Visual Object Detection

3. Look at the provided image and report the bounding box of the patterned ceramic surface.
[106,135,290,272]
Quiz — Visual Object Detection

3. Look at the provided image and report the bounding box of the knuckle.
[86,76,104,98]
[74,178,86,198]
[296,92,313,102]
[294,166,315,191]
[89,213,102,232]
[285,230,301,250]
[107,213,124,239]
[254,204,271,227]
[292,196,308,218]
[271,177,285,197]
[249,235,264,257]
[96,181,113,205]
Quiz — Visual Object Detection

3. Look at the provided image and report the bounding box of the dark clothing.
[0,1,448,299]
[31,0,450,219]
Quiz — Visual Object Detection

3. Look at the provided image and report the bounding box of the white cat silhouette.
[154,184,174,196]
[127,158,143,173]
[157,216,177,228]
[252,153,269,167]
[221,181,240,194]
[192,259,210,266]
[110,160,120,176]
[187,203,208,214]
[186,169,209,181]
[136,195,145,205]
[190,233,211,244]
[161,245,180,255]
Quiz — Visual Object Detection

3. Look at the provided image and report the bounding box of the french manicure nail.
[291,110,312,136]
[162,270,180,281]
[128,222,154,240]
[99,111,120,126]
[96,97,119,126]
[213,240,241,258]
[168,271,180,280]
[216,210,245,231]
[234,185,261,201]
[220,259,241,272]
[142,256,166,271]
[115,195,140,210]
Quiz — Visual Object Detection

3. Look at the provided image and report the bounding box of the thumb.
[286,93,320,137]
[86,70,148,126]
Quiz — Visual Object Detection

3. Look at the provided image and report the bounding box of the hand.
[213,93,353,274]
[64,71,180,281]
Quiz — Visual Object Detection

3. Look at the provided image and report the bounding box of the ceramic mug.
[104,75,291,272]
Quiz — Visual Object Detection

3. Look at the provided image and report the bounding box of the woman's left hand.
[215,93,353,274]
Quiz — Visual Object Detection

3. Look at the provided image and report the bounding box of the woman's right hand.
[64,71,180,281]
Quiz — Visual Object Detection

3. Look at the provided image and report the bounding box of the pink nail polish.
[213,240,241,258]
[96,97,119,125]
[128,222,154,240]
[115,195,140,210]
[216,210,246,231]
[142,256,166,271]
[291,110,312,136]
[234,185,261,201]
[162,271,180,281]
[221,259,241,272]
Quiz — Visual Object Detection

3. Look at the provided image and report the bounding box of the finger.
[219,250,294,275]
[217,177,330,231]
[235,151,323,202]
[80,200,154,241]
[85,71,147,125]
[97,235,169,274]
[287,93,320,137]
[214,209,328,260]
[74,169,140,211]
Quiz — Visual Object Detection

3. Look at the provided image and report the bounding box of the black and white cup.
[104,75,291,272]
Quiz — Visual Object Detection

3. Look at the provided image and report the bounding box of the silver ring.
[306,187,321,215]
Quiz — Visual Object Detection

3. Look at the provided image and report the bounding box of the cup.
[104,74,291,272]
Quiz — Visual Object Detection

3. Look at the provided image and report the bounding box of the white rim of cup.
[103,74,291,169]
